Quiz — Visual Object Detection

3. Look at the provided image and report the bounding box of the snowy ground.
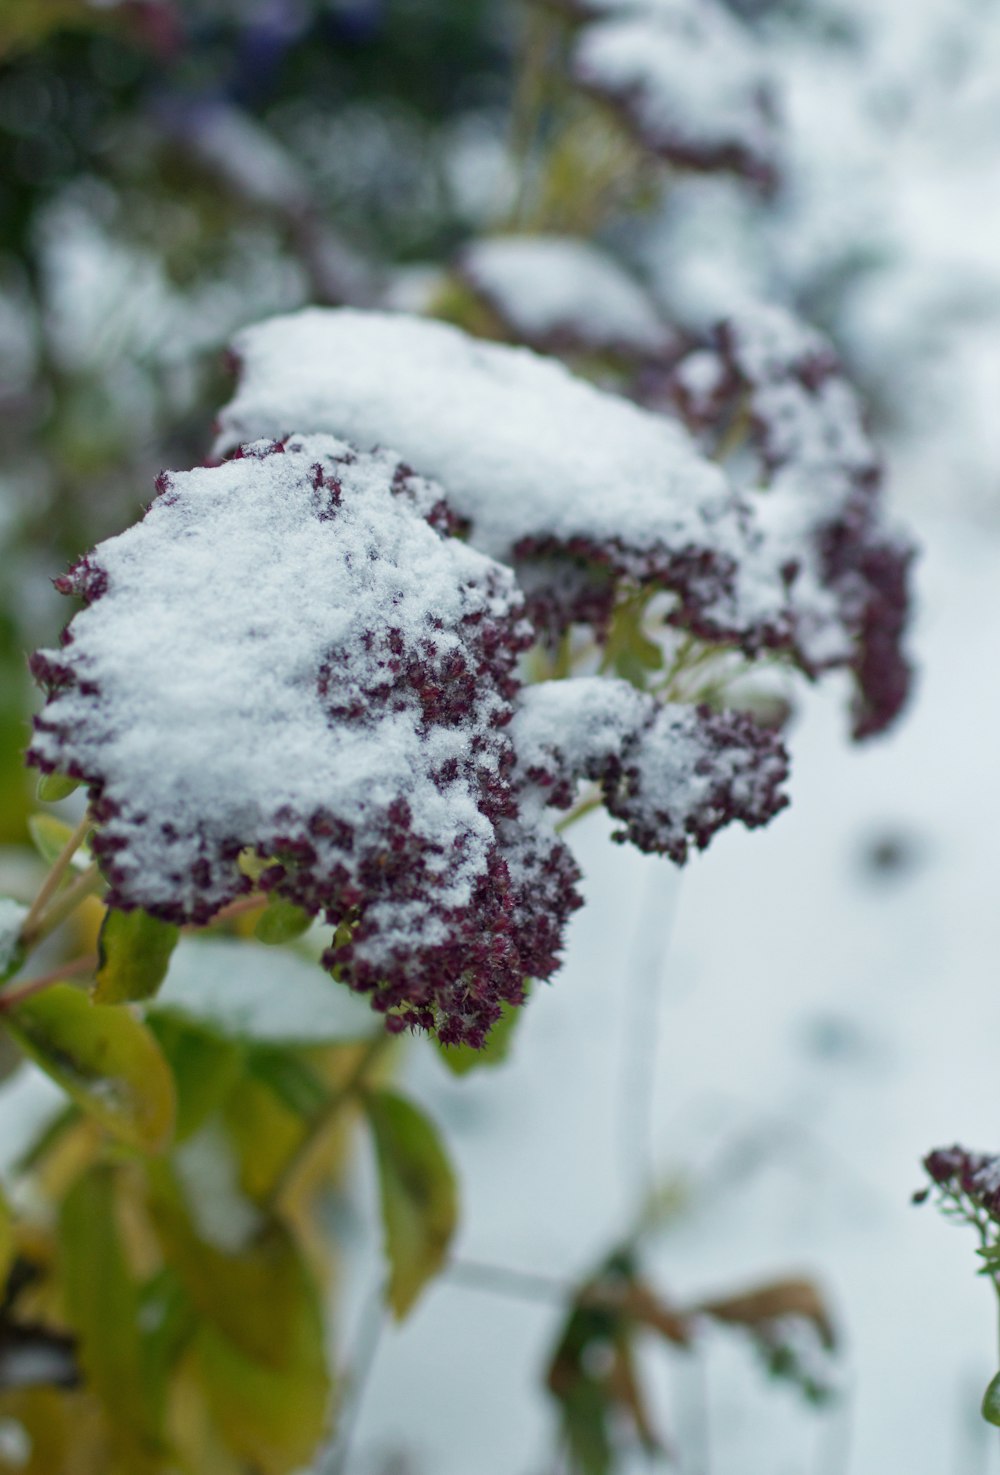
[339,502,1000,1475]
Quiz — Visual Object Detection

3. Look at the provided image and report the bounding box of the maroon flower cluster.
[659,307,915,738]
[917,1146,1000,1222]
[29,436,792,1048]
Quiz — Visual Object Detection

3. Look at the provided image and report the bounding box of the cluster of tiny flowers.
[553,0,782,192]
[29,436,790,1046]
[660,305,914,738]
[916,1146,1000,1223]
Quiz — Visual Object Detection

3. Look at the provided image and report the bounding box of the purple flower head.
[29,433,791,1046]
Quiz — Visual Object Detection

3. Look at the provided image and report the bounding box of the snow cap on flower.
[30,435,790,1045]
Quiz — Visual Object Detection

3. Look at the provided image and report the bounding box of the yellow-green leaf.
[254,897,313,946]
[58,1166,160,1464]
[27,813,78,868]
[984,1371,1000,1426]
[148,1170,330,1472]
[36,772,83,803]
[3,985,175,1152]
[193,1321,329,1475]
[363,1088,458,1319]
[95,907,180,1005]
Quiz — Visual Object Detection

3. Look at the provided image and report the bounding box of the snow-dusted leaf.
[458,235,674,358]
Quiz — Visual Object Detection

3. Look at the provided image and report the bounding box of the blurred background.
[1,1,999,1471]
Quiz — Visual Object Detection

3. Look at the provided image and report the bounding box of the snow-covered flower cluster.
[28,421,790,1045]
[547,0,782,192]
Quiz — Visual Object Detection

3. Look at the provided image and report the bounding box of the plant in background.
[915,1149,1000,1427]
[0,1,920,1471]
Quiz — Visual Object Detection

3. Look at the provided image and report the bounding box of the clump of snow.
[567,0,781,191]
[0,899,27,979]
[458,235,674,357]
[214,308,794,651]
[218,308,912,734]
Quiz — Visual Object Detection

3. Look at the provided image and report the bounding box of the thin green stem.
[555,790,603,834]
[20,862,102,949]
[18,812,92,945]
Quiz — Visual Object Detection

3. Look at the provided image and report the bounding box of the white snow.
[570,0,779,181]
[459,235,672,355]
[156,937,372,1043]
[215,308,787,636]
[31,434,522,923]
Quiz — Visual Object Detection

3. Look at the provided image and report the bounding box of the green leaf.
[0,897,26,984]
[363,1088,458,1318]
[36,772,83,803]
[27,813,78,868]
[3,984,176,1152]
[984,1371,1000,1426]
[58,1166,160,1462]
[254,897,313,946]
[0,1183,13,1293]
[247,1046,331,1118]
[95,907,180,1005]
[148,1170,330,1473]
[148,1014,244,1142]
[436,993,526,1076]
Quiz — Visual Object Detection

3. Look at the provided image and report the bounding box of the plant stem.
[266,1033,392,1212]
[20,862,102,950]
[0,953,98,1012]
[555,790,603,833]
[18,812,92,945]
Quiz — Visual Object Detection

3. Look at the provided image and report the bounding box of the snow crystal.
[568,0,781,190]
[458,235,673,357]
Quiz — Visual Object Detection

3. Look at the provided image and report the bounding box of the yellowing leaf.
[95,908,180,1005]
[363,1088,457,1319]
[3,985,175,1153]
